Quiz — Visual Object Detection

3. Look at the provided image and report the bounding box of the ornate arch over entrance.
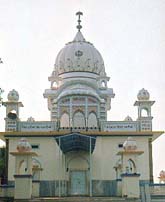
[67,154,89,195]
[55,133,96,196]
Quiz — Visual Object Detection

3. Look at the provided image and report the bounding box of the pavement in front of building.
[13,197,141,202]
[1,197,165,202]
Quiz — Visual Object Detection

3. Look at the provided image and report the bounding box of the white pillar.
[59,137,61,197]
[89,137,92,196]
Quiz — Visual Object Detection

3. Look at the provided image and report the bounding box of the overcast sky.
[0,0,164,181]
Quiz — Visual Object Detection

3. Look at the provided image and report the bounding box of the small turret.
[134,88,155,131]
[3,89,23,131]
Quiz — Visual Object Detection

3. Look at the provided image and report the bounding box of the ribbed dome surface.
[137,88,150,101]
[8,89,19,101]
[54,31,106,75]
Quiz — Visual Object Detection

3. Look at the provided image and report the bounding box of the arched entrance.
[67,155,89,195]
[55,133,96,196]
[70,170,87,195]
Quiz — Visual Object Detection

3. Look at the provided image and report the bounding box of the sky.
[0,0,164,182]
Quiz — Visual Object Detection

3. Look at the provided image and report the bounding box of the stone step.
[29,197,141,202]
[4,196,165,202]
[0,197,141,202]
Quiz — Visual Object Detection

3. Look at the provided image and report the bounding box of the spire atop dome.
[76,11,83,31]
[53,12,106,76]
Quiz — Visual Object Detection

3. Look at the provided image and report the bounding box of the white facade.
[0,13,163,197]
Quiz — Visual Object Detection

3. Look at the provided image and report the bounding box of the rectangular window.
[31,144,39,149]
[118,143,123,148]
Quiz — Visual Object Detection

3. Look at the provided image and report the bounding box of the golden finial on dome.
[76,11,83,31]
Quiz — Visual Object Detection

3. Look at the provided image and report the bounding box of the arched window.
[101,80,106,88]
[52,81,58,89]
[18,160,27,174]
[8,110,17,120]
[73,111,85,128]
[126,159,136,174]
[60,113,70,127]
[32,158,42,180]
[141,108,149,117]
[88,112,97,128]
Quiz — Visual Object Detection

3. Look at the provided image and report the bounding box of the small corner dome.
[8,89,19,101]
[16,138,32,152]
[159,170,165,178]
[137,88,150,101]
[124,116,133,121]
[54,31,106,76]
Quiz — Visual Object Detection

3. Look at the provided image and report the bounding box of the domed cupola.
[137,88,150,101]
[48,12,111,91]
[44,12,115,126]
[54,30,106,76]
[8,89,19,102]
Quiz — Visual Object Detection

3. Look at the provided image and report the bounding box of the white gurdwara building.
[0,12,163,197]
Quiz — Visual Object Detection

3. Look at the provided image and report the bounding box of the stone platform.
[13,197,141,202]
[2,197,165,202]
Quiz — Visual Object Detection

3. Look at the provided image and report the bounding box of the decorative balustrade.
[59,127,99,132]
[18,121,57,132]
[101,121,139,132]
[149,184,165,196]
[17,121,139,132]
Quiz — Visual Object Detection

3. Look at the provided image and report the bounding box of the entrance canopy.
[55,133,96,153]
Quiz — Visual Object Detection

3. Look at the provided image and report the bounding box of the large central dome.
[54,31,106,76]
[44,12,115,125]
